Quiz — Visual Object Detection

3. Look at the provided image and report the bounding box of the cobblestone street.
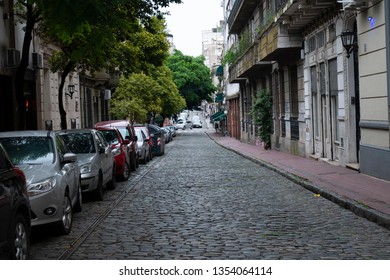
[29,129,389,260]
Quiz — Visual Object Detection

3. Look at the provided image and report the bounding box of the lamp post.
[340,30,357,59]
[65,84,75,99]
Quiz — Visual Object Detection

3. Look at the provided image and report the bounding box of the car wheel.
[73,179,83,213]
[58,194,73,235]
[146,151,150,163]
[107,166,116,190]
[130,152,136,171]
[10,213,30,260]
[95,174,104,201]
[121,162,130,181]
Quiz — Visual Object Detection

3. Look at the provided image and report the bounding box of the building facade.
[0,0,113,132]
[224,0,390,181]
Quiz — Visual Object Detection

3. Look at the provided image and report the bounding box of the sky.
[164,0,224,57]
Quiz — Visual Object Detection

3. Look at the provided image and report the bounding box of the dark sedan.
[146,124,165,156]
[0,144,31,259]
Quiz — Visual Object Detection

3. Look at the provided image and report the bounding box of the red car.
[95,120,139,172]
[96,127,131,181]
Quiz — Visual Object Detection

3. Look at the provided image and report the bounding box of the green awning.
[211,111,224,120]
[213,113,226,122]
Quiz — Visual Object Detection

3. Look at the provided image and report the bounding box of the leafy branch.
[249,89,273,149]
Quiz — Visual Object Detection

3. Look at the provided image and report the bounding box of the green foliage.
[111,64,185,122]
[222,10,275,66]
[222,29,251,66]
[255,9,275,39]
[167,50,216,109]
[111,73,162,122]
[249,89,273,149]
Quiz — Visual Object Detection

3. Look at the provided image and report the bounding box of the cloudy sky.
[164,0,224,57]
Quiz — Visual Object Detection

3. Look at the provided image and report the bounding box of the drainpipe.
[386,1,390,144]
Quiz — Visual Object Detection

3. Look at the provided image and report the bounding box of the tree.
[249,89,273,149]
[151,64,186,119]
[167,50,216,110]
[110,64,185,123]
[12,0,182,129]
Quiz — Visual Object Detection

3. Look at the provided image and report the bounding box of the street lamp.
[65,84,75,99]
[340,30,357,59]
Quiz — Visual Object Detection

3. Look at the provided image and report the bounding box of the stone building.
[223,0,390,181]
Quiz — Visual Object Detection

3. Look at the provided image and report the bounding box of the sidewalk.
[205,126,390,229]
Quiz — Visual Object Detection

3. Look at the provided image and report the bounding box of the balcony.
[227,0,260,35]
[258,23,302,62]
[227,0,340,78]
[229,42,272,83]
[258,0,340,61]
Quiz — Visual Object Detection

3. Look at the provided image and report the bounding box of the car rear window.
[62,133,96,154]
[0,136,55,165]
[100,130,119,145]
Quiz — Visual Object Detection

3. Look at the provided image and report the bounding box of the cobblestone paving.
[30,130,390,259]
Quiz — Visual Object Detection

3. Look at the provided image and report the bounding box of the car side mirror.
[99,146,106,154]
[123,139,130,145]
[133,135,138,141]
[63,153,77,164]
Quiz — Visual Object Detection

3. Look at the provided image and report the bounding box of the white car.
[192,119,202,128]
[176,119,186,130]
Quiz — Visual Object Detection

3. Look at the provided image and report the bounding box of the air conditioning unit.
[32,52,43,69]
[6,49,20,67]
[104,89,111,100]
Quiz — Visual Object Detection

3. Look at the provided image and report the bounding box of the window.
[308,36,316,52]
[311,66,319,138]
[316,30,325,48]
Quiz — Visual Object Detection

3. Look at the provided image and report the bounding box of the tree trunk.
[59,61,74,130]
[15,4,35,130]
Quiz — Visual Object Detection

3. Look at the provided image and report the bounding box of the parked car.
[134,128,150,163]
[95,120,139,171]
[96,127,131,181]
[134,124,154,161]
[166,125,177,137]
[162,127,172,143]
[176,119,186,130]
[59,129,115,201]
[0,143,31,259]
[146,124,165,156]
[0,131,82,235]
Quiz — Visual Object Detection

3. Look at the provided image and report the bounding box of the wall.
[358,0,390,180]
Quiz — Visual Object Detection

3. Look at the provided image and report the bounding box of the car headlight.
[28,177,57,196]
[80,163,92,174]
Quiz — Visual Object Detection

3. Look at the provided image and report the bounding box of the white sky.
[164,0,224,57]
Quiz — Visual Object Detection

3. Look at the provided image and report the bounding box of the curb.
[206,132,390,230]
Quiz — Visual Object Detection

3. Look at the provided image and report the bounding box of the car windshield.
[100,130,119,145]
[135,130,142,141]
[0,136,55,165]
[116,127,129,140]
[62,133,95,154]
